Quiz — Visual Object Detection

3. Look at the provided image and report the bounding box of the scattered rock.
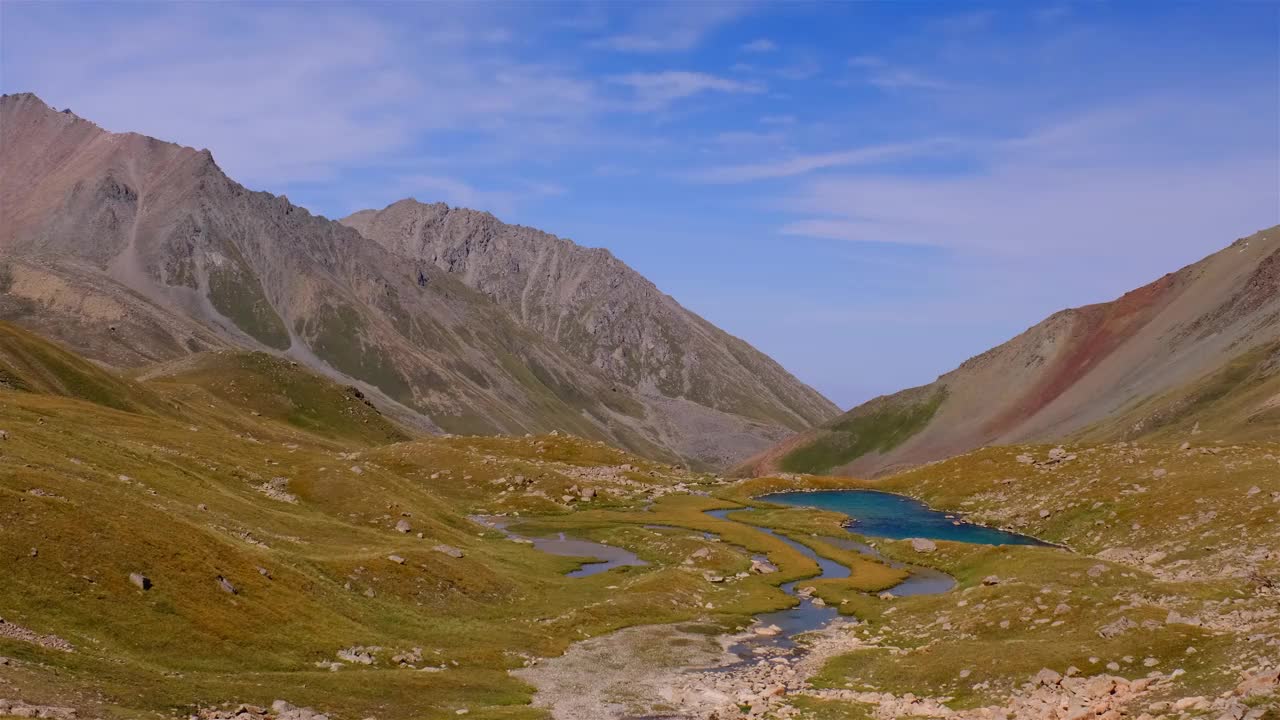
[337,646,377,665]
[0,699,76,719]
[0,617,74,652]
[433,544,464,559]
[1097,616,1136,639]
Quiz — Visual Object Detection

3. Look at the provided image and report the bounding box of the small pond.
[472,516,648,578]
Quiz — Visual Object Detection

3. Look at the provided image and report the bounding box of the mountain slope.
[341,200,837,433]
[0,92,836,467]
[744,227,1280,477]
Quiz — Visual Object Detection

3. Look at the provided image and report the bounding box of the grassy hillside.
[778,388,946,474]
[1,327,1275,719]
[0,335,867,719]
[140,351,412,446]
[0,322,167,415]
[1076,341,1280,444]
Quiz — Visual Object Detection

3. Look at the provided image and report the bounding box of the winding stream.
[707,490,1050,656]
[480,490,1048,658]
[706,508,848,657]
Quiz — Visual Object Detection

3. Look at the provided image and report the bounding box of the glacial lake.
[760,489,1052,546]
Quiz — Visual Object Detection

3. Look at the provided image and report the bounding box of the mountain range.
[742,226,1280,477]
[4,91,1276,480]
[0,92,837,468]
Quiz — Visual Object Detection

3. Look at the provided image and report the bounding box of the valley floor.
[0,330,1277,720]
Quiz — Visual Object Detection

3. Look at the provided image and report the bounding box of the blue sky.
[3,1,1278,408]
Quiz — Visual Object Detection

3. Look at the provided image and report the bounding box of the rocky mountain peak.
[1,93,836,469]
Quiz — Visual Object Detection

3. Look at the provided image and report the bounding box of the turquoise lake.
[761,489,1051,546]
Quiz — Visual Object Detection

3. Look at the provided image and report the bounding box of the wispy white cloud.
[690,139,956,182]
[591,1,750,53]
[847,55,950,91]
[930,10,996,34]
[611,71,763,110]
[713,129,787,146]
[1,4,606,189]
[741,38,776,53]
[774,58,823,81]
[778,98,1279,262]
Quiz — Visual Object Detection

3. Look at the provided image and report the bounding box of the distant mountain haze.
[0,92,839,468]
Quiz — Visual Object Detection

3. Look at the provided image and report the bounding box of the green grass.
[780,388,946,474]
[753,440,1279,711]
[298,303,413,405]
[206,263,290,351]
[0,322,165,413]
[149,351,410,446]
[0,347,890,718]
[0,329,1274,719]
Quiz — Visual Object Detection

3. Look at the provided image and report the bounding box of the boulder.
[750,558,779,574]
[1034,668,1063,686]
[433,545,464,559]
[216,576,237,594]
[394,519,412,533]
[909,538,937,553]
[1235,668,1279,697]
[128,572,151,590]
